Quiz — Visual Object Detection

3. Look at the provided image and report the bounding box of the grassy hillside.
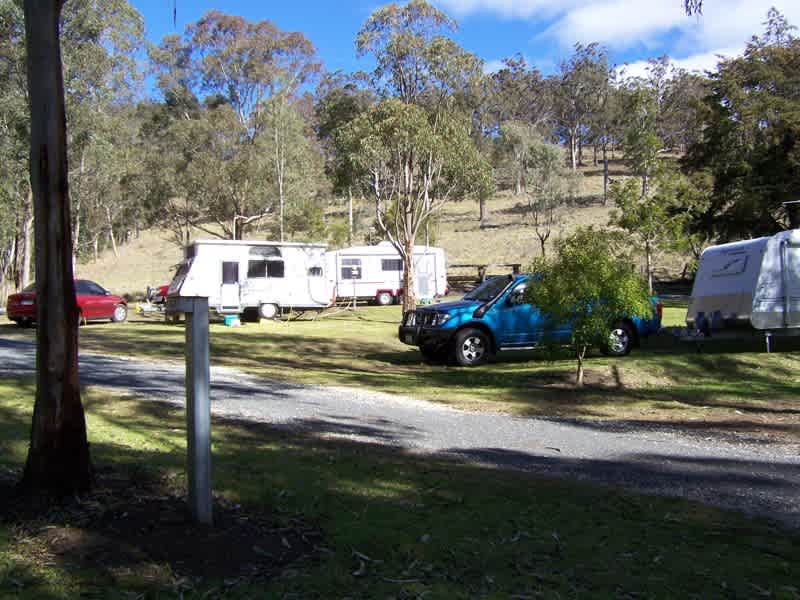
[76,159,682,298]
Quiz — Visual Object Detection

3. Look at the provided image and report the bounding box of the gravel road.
[1,336,798,528]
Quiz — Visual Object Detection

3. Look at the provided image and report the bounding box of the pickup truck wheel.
[375,291,394,306]
[453,328,490,366]
[604,321,634,357]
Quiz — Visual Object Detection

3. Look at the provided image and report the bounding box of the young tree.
[524,138,576,257]
[21,0,92,493]
[525,228,652,387]
[621,85,662,197]
[344,98,491,312]
[609,175,685,294]
[351,0,490,312]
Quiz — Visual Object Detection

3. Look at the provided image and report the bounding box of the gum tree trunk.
[402,238,416,313]
[21,0,92,494]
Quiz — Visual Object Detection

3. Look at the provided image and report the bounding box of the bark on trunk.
[402,238,416,313]
[21,208,34,289]
[21,0,92,494]
[602,149,609,206]
[479,194,487,225]
[645,238,653,295]
[347,186,353,245]
[575,346,586,387]
[570,132,578,171]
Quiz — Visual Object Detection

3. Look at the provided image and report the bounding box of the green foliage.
[525,228,652,381]
[684,8,800,239]
[609,172,687,291]
[284,199,326,241]
[524,138,576,254]
[621,85,662,194]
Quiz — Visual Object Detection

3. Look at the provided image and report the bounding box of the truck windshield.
[463,275,513,302]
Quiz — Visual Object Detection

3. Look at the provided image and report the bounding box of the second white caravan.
[326,242,447,305]
[169,239,333,319]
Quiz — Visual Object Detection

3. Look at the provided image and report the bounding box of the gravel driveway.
[1,336,798,528]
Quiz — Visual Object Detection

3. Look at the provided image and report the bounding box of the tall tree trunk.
[401,238,416,313]
[575,345,586,387]
[423,190,430,247]
[515,169,523,196]
[72,150,85,268]
[106,207,118,257]
[602,145,609,206]
[479,193,487,225]
[645,238,653,295]
[347,186,353,245]
[21,208,34,289]
[21,0,92,494]
[570,132,578,171]
[641,173,649,198]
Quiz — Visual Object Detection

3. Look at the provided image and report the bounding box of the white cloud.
[617,46,743,80]
[545,0,685,48]
[439,0,800,55]
[436,0,580,20]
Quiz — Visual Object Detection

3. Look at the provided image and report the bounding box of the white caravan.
[326,241,447,305]
[686,229,800,332]
[168,239,333,319]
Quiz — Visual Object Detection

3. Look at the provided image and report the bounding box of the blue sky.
[129,0,799,83]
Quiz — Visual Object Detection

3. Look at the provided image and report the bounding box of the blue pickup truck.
[398,274,662,366]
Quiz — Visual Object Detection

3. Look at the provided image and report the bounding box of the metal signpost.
[166,295,212,525]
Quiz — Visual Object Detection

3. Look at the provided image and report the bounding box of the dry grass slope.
[77,159,682,297]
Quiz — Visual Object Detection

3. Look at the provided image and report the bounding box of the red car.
[6,279,128,327]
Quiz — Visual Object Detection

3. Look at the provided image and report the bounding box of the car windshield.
[463,275,513,302]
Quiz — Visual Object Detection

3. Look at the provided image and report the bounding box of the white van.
[326,242,447,305]
[168,239,333,320]
[687,229,800,332]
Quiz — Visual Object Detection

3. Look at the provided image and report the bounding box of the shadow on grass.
[3,325,799,443]
[1,388,799,597]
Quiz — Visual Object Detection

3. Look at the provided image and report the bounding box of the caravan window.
[308,266,323,277]
[341,258,362,280]
[248,260,267,278]
[222,261,239,284]
[267,261,285,278]
[381,259,403,272]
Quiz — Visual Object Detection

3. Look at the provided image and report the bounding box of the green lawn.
[1,379,798,599]
[1,300,797,443]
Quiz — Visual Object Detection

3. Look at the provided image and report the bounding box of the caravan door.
[220,261,241,312]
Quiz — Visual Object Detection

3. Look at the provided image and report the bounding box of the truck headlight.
[431,312,451,326]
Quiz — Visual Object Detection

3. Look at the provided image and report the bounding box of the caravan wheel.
[259,303,279,319]
[375,291,394,306]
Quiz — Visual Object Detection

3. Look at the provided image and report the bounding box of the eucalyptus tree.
[0,0,33,291]
[524,138,579,257]
[351,0,490,311]
[21,0,92,493]
[315,71,375,243]
[552,43,609,170]
[684,8,800,240]
[149,12,322,240]
[621,85,662,197]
